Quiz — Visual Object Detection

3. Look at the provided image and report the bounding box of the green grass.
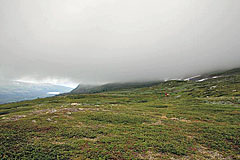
[0,74,240,159]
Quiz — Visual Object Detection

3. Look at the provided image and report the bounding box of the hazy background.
[1,0,240,87]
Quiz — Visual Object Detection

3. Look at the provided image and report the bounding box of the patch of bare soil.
[2,115,26,121]
[82,137,99,142]
[51,141,66,145]
[170,145,233,160]
[32,109,57,114]
[151,120,163,125]
[138,151,166,160]
[160,115,191,123]
[196,146,232,160]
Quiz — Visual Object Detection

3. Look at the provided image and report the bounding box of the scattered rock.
[47,118,52,121]
[161,115,168,119]
[4,115,26,121]
[210,86,217,89]
[82,137,98,142]
[52,141,65,145]
[64,115,74,119]
[186,135,194,139]
[32,109,51,114]
[179,119,191,123]
[62,108,79,112]
[71,103,80,106]
[170,117,179,120]
[160,116,191,123]
[46,109,57,113]
[32,120,37,123]
[152,120,162,125]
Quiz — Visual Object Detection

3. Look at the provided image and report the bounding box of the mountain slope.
[0,68,239,159]
[184,68,240,81]
[71,68,240,94]
[71,81,164,94]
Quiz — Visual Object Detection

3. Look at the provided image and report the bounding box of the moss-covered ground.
[0,74,239,159]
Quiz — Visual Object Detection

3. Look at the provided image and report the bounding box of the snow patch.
[197,78,208,82]
[47,92,60,95]
[184,75,201,81]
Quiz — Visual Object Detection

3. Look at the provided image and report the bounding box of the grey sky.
[0,0,240,86]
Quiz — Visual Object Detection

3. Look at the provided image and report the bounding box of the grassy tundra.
[0,71,239,159]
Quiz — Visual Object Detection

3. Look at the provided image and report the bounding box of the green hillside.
[0,70,239,159]
[71,81,164,94]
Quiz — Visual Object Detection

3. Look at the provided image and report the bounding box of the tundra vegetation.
[0,70,240,159]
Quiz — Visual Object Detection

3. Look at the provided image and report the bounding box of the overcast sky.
[0,0,240,87]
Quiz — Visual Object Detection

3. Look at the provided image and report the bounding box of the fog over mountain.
[1,0,240,85]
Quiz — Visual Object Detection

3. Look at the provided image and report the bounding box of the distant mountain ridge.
[184,68,240,81]
[71,68,240,94]
[0,81,72,104]
[71,81,164,94]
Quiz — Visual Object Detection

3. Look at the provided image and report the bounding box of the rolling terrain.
[0,69,239,159]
